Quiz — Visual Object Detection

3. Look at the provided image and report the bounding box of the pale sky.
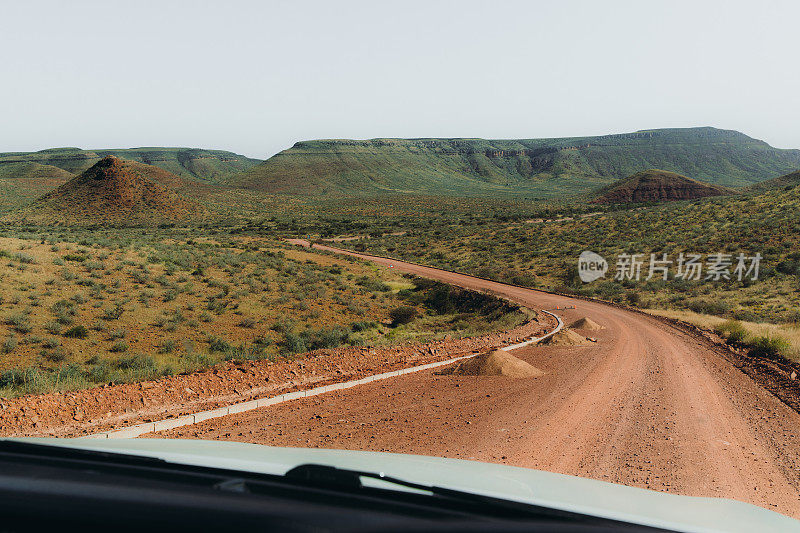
[2,0,798,159]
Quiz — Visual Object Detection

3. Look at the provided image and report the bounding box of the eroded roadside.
[0,311,554,438]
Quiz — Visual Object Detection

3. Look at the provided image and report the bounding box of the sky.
[2,0,799,159]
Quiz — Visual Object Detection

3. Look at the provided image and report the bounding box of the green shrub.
[42,337,60,349]
[12,253,36,264]
[6,314,32,334]
[356,276,390,293]
[181,351,213,371]
[749,335,791,360]
[301,328,349,350]
[208,336,233,353]
[86,361,111,383]
[716,320,748,345]
[63,325,88,339]
[109,341,128,353]
[44,347,67,362]
[389,306,417,326]
[101,305,124,321]
[351,320,377,332]
[281,333,307,354]
[687,298,731,316]
[2,336,17,354]
[159,340,176,354]
[237,318,256,329]
[113,353,157,371]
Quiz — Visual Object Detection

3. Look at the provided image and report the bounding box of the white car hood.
[9,438,800,533]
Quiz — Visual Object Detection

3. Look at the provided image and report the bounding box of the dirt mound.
[543,328,590,346]
[569,317,605,331]
[2,156,206,225]
[444,350,544,378]
[592,169,732,204]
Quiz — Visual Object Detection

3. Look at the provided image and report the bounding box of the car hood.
[9,437,800,533]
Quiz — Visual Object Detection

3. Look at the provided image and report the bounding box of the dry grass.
[647,308,800,362]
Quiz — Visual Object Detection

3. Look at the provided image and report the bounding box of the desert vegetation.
[0,228,526,397]
[329,184,800,362]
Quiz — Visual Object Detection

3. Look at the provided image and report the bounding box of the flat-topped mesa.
[228,127,800,197]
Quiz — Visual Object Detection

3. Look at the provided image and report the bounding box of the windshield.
[1,1,799,528]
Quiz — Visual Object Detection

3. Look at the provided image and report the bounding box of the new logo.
[578,251,608,283]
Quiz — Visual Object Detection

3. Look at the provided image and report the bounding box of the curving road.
[159,241,800,517]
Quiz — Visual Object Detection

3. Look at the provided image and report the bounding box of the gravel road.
[156,241,800,517]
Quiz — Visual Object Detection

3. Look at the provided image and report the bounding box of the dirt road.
[157,241,800,517]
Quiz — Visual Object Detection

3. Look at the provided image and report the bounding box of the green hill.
[0,162,75,214]
[745,169,800,193]
[0,147,261,183]
[229,127,800,197]
[592,169,734,204]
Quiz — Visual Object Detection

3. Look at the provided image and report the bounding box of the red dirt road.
[157,242,800,517]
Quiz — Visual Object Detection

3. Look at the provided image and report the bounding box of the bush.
[6,314,32,334]
[356,276,390,293]
[281,333,307,355]
[86,361,111,383]
[44,347,67,362]
[716,320,748,345]
[113,353,157,371]
[2,336,17,354]
[43,338,60,349]
[160,340,176,354]
[63,325,88,339]
[351,320,377,332]
[208,336,233,353]
[181,352,213,371]
[101,305,124,321]
[51,299,76,316]
[749,335,791,360]
[44,320,63,335]
[12,253,36,264]
[389,306,417,326]
[237,318,256,329]
[302,328,349,350]
[687,298,730,316]
[109,341,128,353]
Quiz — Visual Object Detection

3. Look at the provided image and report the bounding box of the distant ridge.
[0,162,74,214]
[3,156,206,225]
[0,147,261,183]
[591,169,733,204]
[227,127,800,197]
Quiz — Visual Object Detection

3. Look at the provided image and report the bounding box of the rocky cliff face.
[592,169,733,204]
